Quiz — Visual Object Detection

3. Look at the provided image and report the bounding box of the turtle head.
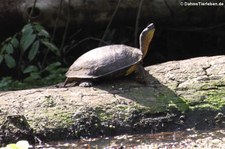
[139,23,155,58]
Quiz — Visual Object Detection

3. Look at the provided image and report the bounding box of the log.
[20,0,225,28]
[0,55,225,143]
[1,0,225,29]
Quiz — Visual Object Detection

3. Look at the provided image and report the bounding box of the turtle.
[64,23,155,87]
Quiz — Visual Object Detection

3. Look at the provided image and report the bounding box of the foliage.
[0,23,65,89]
[0,62,66,91]
[0,140,30,149]
[0,23,59,69]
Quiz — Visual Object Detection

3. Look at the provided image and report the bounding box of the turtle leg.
[63,78,79,87]
[55,78,72,88]
[79,81,93,87]
[63,78,69,87]
[134,64,148,84]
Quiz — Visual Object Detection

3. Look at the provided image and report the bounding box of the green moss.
[95,107,113,121]
[192,103,219,111]
[191,90,225,111]
[116,105,128,111]
[43,95,56,107]
[155,91,190,113]
[95,105,132,122]
[44,108,74,129]
[130,104,160,115]
[125,87,189,113]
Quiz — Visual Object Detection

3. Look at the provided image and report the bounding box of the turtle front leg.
[55,78,76,88]
[63,78,79,87]
[63,78,69,87]
[134,64,148,84]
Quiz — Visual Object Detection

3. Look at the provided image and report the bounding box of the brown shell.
[66,44,142,79]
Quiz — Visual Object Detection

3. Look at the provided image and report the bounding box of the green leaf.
[33,23,45,32]
[0,77,13,88]
[23,65,38,74]
[0,55,3,64]
[22,23,33,35]
[30,72,41,79]
[38,29,50,38]
[33,23,50,38]
[4,54,16,68]
[5,44,14,54]
[20,34,36,51]
[11,36,19,48]
[24,72,41,82]
[1,44,7,53]
[45,62,61,71]
[6,144,18,149]
[41,40,60,56]
[28,40,39,61]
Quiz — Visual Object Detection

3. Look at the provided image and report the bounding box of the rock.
[0,55,225,143]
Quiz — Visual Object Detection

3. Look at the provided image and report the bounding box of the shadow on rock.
[77,71,190,136]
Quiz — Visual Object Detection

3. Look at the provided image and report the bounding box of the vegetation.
[0,23,66,90]
[0,140,30,149]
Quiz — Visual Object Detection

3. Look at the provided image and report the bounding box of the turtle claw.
[79,81,93,87]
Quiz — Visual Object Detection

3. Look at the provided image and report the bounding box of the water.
[34,129,225,148]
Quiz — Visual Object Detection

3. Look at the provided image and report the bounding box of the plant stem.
[98,0,122,47]
[134,0,144,47]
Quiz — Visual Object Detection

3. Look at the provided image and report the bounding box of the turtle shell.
[66,44,143,79]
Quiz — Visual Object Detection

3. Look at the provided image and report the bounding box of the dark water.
[34,129,225,148]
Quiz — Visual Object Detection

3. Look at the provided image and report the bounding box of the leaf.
[22,23,33,36]
[34,24,50,38]
[16,140,30,149]
[41,40,60,56]
[11,36,19,48]
[5,44,14,54]
[33,23,45,32]
[24,72,41,82]
[45,62,61,71]
[0,77,13,88]
[1,44,7,53]
[28,40,39,61]
[30,72,41,79]
[20,34,36,51]
[6,144,18,149]
[38,29,50,38]
[23,65,38,74]
[0,55,3,64]
[4,54,16,68]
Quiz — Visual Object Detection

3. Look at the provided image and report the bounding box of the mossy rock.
[0,56,225,143]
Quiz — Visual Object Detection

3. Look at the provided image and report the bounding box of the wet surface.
[34,128,225,148]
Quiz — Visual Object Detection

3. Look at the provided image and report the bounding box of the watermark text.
[180,1,224,7]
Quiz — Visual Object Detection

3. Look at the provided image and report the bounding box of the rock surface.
[0,55,225,144]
